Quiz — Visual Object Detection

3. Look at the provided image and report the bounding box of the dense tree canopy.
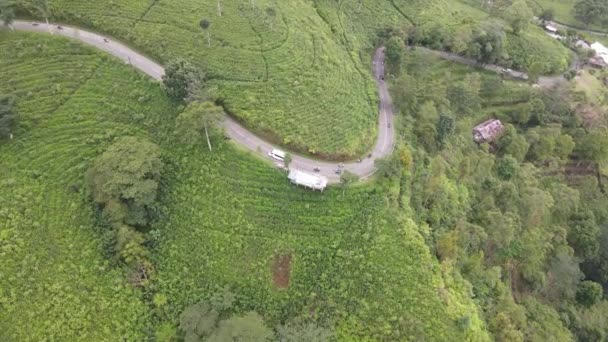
[86,136,163,227]
[175,101,224,151]
[504,0,533,34]
[162,59,205,103]
[574,0,608,27]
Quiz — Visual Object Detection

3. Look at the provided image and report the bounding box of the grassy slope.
[532,0,608,32]
[403,48,536,121]
[47,0,379,158]
[0,31,490,340]
[402,0,571,73]
[152,142,490,341]
[0,32,167,341]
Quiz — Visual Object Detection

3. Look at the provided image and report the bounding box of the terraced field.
[48,0,380,157]
[0,31,490,340]
[0,31,170,341]
[532,0,608,33]
[152,142,490,341]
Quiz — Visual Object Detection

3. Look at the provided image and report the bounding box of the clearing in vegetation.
[271,253,292,289]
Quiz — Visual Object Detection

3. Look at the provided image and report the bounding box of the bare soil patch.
[272,253,292,289]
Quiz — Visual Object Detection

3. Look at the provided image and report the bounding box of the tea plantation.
[48,0,384,158]
[0,31,489,340]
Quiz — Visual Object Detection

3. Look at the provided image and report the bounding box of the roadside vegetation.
[0,31,489,341]
[385,36,608,341]
[532,0,608,32]
[4,0,608,341]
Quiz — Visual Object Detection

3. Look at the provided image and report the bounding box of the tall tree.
[0,95,17,140]
[200,19,211,47]
[86,137,163,226]
[0,0,15,30]
[207,312,273,342]
[540,8,555,22]
[265,7,276,31]
[276,320,333,342]
[175,101,224,151]
[505,0,533,35]
[340,171,359,196]
[385,36,405,75]
[574,0,608,27]
[162,59,205,103]
[576,281,603,307]
[179,301,220,342]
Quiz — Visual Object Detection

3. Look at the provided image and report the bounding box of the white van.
[268,149,286,161]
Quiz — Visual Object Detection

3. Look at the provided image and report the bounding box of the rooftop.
[288,169,328,191]
[473,119,504,143]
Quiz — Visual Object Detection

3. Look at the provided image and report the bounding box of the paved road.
[416,46,568,88]
[8,20,395,183]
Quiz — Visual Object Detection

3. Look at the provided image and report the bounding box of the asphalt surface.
[416,46,567,88]
[9,20,395,183]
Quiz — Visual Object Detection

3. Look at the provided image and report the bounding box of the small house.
[288,169,328,191]
[473,119,504,144]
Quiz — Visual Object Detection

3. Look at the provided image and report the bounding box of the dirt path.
[9,20,396,183]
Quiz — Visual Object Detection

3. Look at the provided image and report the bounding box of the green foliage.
[86,136,163,227]
[569,210,600,259]
[385,36,405,75]
[504,0,533,35]
[276,320,333,342]
[179,301,221,341]
[175,101,223,150]
[0,94,17,139]
[0,0,15,27]
[466,21,505,64]
[576,281,603,307]
[0,31,175,340]
[496,155,519,180]
[540,8,555,22]
[575,129,608,162]
[339,170,359,195]
[436,113,455,147]
[163,59,205,103]
[574,0,608,26]
[47,0,382,157]
[207,312,274,342]
[522,298,574,342]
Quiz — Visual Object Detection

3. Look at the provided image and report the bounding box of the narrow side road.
[8,20,396,183]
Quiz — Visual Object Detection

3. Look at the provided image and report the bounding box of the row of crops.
[153,142,484,340]
[0,31,488,340]
[46,0,381,157]
[0,32,170,341]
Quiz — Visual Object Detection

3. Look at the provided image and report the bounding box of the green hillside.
[0,31,489,341]
[47,0,383,158]
[0,31,161,341]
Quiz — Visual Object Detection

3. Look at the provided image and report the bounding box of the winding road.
[8,20,395,183]
[8,20,569,183]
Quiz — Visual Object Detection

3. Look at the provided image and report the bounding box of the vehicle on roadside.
[313,167,320,172]
[268,148,286,162]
